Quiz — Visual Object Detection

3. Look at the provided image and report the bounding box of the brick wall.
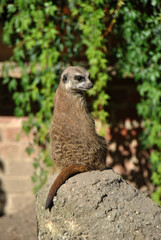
[0,117,35,215]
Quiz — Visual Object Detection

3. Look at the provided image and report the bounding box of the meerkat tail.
[45,164,89,210]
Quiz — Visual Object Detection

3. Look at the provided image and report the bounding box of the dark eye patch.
[63,74,68,83]
[74,75,85,82]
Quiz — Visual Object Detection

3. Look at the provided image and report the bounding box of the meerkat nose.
[89,82,93,89]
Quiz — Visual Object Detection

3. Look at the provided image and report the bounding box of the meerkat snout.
[76,77,93,90]
[87,82,93,89]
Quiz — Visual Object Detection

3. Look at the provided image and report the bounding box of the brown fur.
[45,66,107,210]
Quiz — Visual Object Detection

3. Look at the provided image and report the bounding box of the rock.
[36,170,161,240]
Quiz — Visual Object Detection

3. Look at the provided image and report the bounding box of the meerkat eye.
[63,74,68,83]
[74,75,85,82]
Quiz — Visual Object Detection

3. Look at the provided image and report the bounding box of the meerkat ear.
[63,74,68,83]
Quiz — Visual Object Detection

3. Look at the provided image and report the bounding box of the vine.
[115,0,161,205]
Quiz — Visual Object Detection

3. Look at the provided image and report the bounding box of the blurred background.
[0,0,160,238]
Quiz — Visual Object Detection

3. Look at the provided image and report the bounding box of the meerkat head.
[60,66,93,92]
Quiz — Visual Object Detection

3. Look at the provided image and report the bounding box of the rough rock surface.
[36,170,161,240]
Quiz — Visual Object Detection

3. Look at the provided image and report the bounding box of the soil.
[0,201,37,240]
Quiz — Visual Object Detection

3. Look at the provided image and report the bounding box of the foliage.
[69,0,110,121]
[115,0,161,205]
[1,0,161,204]
[1,0,62,192]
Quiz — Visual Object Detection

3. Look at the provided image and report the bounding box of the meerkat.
[45,66,107,210]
